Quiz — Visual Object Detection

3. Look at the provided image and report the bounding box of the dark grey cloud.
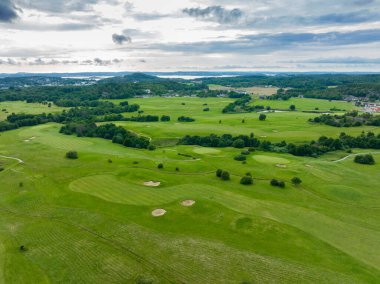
[0,57,124,66]
[0,58,20,65]
[315,10,378,24]
[112,33,132,45]
[183,5,243,24]
[149,29,380,54]
[0,0,19,22]
[132,13,170,21]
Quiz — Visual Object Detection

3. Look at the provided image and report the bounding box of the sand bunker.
[276,164,287,168]
[260,136,267,138]
[144,181,161,187]
[181,200,196,207]
[151,209,166,217]
[24,137,35,142]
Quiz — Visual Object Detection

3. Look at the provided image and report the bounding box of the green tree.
[259,114,266,121]
[290,105,296,111]
[354,154,375,165]
[221,171,230,181]
[216,169,223,177]
[291,177,302,186]
[232,139,245,148]
[65,151,78,159]
[240,175,253,185]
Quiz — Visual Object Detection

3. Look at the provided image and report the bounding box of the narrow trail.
[332,152,380,163]
[0,155,24,164]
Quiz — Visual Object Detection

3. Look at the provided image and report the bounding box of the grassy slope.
[0,97,379,283]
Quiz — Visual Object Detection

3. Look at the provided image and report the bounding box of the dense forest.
[1,74,380,105]
[201,74,380,89]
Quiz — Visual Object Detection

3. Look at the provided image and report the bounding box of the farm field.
[0,97,380,283]
[208,84,279,96]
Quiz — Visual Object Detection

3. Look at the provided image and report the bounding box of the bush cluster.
[270,179,285,188]
[354,154,375,165]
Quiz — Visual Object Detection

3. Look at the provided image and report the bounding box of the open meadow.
[0,97,380,283]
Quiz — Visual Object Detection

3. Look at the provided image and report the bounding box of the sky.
[1,0,380,73]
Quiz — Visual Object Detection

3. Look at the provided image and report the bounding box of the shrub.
[178,116,195,122]
[248,147,255,152]
[232,139,245,148]
[203,108,210,112]
[160,115,171,122]
[148,145,156,151]
[133,161,139,165]
[175,167,180,172]
[240,175,253,185]
[216,169,223,177]
[65,151,78,159]
[259,114,266,121]
[0,167,4,172]
[241,150,250,155]
[108,159,113,163]
[234,155,247,161]
[270,179,279,186]
[290,105,296,111]
[354,154,375,165]
[221,171,230,180]
[157,163,164,169]
[278,181,285,188]
[291,177,302,185]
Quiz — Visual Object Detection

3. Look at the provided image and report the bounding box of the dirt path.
[0,155,24,164]
[332,152,380,163]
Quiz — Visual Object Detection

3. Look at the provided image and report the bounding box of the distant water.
[157,75,238,80]
[62,76,113,80]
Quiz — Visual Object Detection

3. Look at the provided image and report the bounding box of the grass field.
[0,101,67,120]
[0,97,379,283]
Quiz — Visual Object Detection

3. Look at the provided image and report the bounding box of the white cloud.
[1,0,380,72]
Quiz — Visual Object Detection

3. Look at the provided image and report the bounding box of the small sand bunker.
[24,139,30,142]
[144,181,161,187]
[276,164,287,168]
[260,135,267,138]
[181,200,196,207]
[305,164,313,168]
[152,209,166,217]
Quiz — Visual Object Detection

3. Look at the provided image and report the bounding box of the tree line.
[178,132,380,157]
[0,101,139,132]
[60,122,151,149]
[309,111,380,127]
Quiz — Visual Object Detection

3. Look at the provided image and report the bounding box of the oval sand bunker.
[181,200,196,207]
[276,164,287,168]
[144,181,161,187]
[151,209,166,217]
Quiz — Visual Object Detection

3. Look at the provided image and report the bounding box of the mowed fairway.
[0,97,380,283]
